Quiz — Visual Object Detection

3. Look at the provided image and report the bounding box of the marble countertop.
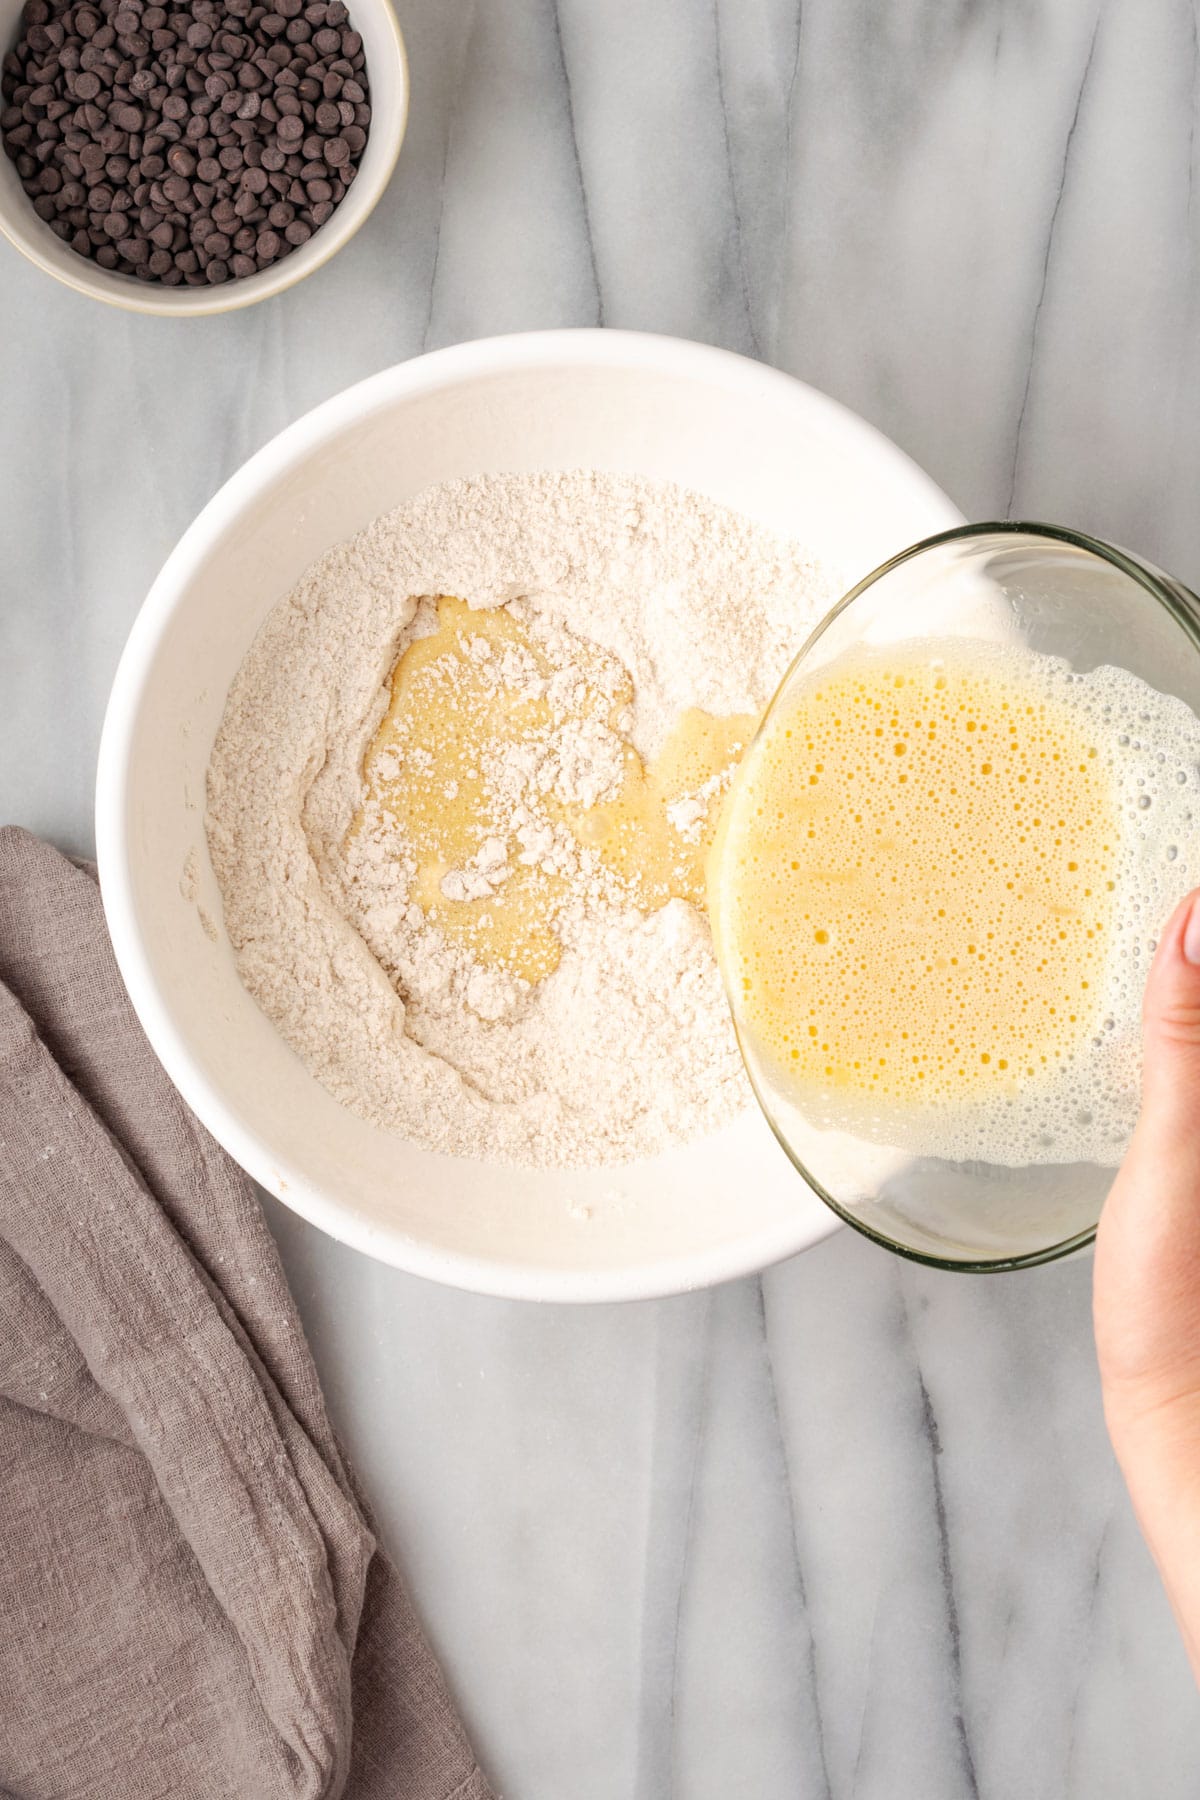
[4,0,1199,1792]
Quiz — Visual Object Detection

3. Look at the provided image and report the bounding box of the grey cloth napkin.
[0,827,493,1800]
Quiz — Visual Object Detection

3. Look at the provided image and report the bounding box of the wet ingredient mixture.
[712,638,1200,1165]
[359,595,756,984]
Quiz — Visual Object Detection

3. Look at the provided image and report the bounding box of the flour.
[667,767,738,844]
[205,472,840,1168]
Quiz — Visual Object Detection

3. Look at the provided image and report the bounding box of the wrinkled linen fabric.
[0,828,492,1800]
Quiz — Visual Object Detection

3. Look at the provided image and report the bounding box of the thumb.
[1138,887,1200,1172]
[1095,887,1200,1404]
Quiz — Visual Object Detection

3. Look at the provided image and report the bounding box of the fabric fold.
[0,828,492,1800]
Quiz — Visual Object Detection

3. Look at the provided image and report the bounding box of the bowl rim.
[716,517,1200,1273]
[95,327,965,1300]
[0,0,409,316]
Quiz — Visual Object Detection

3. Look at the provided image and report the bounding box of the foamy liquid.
[711,640,1200,1165]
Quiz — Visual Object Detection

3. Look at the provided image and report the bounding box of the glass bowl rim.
[721,518,1200,1272]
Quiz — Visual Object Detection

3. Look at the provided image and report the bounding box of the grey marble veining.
[4,0,1200,1794]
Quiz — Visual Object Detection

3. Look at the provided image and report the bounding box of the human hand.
[1095,889,1200,1677]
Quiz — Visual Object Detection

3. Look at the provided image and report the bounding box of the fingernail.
[1184,893,1200,966]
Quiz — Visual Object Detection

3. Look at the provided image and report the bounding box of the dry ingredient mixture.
[206,472,839,1167]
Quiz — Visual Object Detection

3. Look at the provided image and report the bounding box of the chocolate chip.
[3,0,371,285]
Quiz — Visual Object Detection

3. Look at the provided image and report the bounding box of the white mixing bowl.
[96,330,963,1301]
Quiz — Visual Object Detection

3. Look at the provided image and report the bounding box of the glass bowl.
[710,523,1200,1271]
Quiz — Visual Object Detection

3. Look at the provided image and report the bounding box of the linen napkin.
[0,827,493,1800]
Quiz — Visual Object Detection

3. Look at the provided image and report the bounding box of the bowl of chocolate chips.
[0,0,406,311]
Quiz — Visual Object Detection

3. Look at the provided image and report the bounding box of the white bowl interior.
[0,0,407,314]
[99,335,964,1298]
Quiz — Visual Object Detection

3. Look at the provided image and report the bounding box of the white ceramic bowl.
[96,330,964,1300]
[0,0,407,314]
